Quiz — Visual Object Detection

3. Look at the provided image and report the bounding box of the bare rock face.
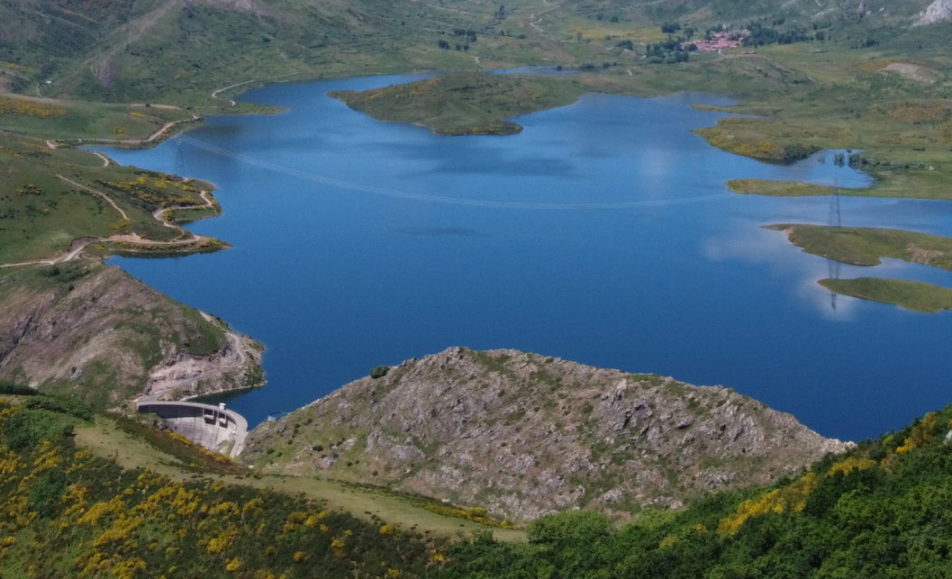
[0,262,263,407]
[192,0,273,18]
[244,347,848,523]
[915,0,952,26]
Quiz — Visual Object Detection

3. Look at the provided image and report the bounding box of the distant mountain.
[244,347,848,523]
[2,0,944,103]
[0,0,486,101]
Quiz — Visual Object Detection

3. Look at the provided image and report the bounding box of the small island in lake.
[329,71,584,136]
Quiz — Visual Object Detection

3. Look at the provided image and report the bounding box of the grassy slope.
[0,130,226,264]
[9,370,952,576]
[0,94,194,140]
[695,22,952,194]
[1,0,514,105]
[0,391,522,548]
[0,395,449,576]
[74,413,525,542]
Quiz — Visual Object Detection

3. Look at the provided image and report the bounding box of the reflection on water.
[98,75,952,441]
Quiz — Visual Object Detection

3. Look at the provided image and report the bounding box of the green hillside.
[0,0,538,105]
[4,385,952,576]
[0,388,523,577]
[4,0,946,105]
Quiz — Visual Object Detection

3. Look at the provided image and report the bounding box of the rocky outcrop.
[914,0,952,26]
[0,261,263,407]
[143,323,261,401]
[882,63,941,84]
[244,347,848,523]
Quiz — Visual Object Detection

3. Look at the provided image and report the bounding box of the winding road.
[0,179,220,269]
[211,80,256,107]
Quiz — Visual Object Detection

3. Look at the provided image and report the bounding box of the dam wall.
[137,401,248,458]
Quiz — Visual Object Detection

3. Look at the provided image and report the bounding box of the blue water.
[100,74,952,441]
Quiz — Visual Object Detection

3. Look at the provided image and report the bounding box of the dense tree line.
[743,22,812,47]
[645,38,691,64]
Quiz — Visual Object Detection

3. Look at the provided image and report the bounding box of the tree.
[528,510,611,545]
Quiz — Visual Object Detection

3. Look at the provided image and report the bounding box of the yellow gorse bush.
[717,472,818,535]
[0,95,67,117]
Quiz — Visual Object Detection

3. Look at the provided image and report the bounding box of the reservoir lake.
[102,74,952,441]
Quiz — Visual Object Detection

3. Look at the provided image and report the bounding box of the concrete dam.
[137,400,248,458]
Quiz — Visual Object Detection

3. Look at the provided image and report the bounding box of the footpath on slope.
[45,112,201,149]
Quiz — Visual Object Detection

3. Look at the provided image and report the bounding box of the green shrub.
[0,380,37,395]
[2,409,73,450]
[29,469,69,518]
[527,510,612,545]
[25,395,93,421]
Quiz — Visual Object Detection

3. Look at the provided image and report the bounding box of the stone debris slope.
[245,347,848,522]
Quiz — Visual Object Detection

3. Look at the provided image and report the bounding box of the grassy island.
[768,224,952,312]
[329,71,585,136]
[730,180,843,197]
[819,278,952,312]
[768,224,952,270]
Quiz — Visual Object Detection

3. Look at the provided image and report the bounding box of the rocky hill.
[915,0,952,25]
[0,261,263,407]
[244,347,848,522]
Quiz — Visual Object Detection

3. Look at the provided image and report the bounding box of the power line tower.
[828,176,842,230]
[175,138,185,176]
[827,175,842,309]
